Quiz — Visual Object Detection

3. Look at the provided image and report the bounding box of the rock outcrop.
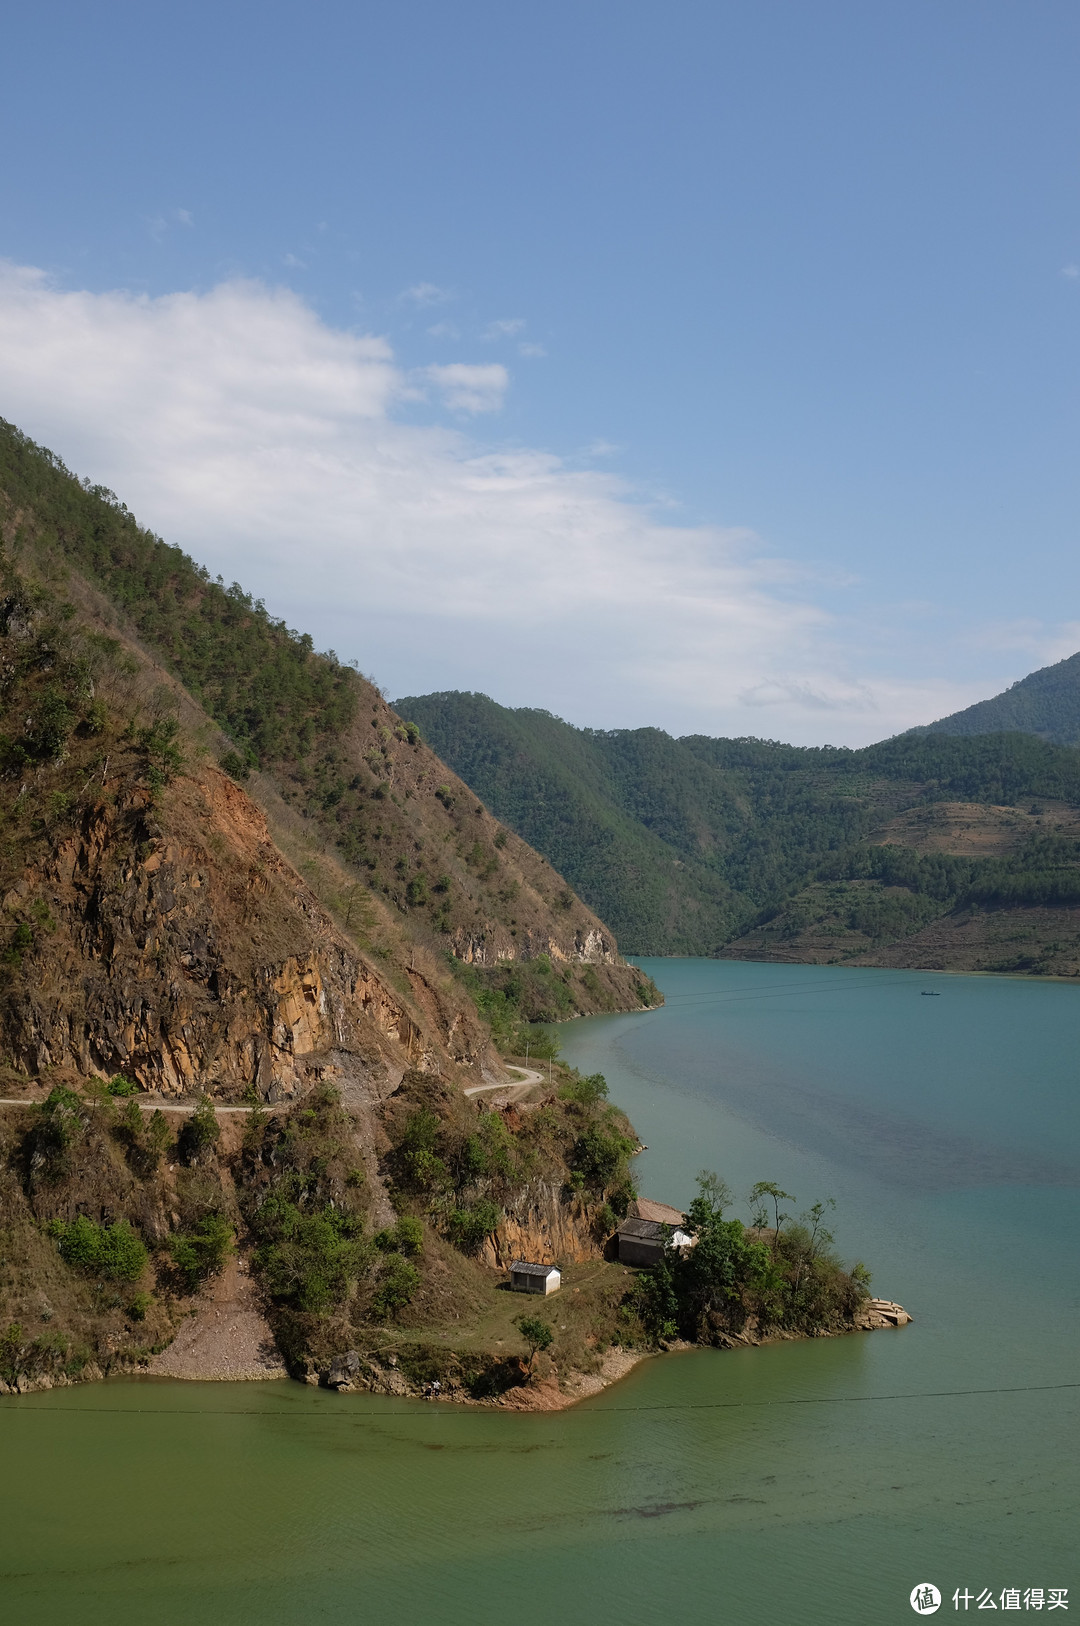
[0,761,489,1100]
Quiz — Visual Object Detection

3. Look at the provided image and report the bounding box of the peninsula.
[0,419,899,1403]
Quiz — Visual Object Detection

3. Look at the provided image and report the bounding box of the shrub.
[49,1216,148,1283]
[447,1200,501,1254]
[168,1214,233,1291]
[177,1095,220,1164]
[405,875,428,907]
[106,1074,138,1097]
[25,1085,85,1177]
[559,1071,608,1108]
[572,1122,636,1193]
[255,1200,368,1313]
[393,1108,451,1192]
[370,1254,420,1320]
[220,750,250,780]
[374,1216,424,1257]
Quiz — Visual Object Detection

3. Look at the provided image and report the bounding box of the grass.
[354,1235,633,1372]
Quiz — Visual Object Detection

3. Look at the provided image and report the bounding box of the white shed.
[509,1260,561,1295]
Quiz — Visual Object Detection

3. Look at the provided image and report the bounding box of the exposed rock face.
[0,762,491,1099]
[481,1181,603,1268]
[449,925,616,968]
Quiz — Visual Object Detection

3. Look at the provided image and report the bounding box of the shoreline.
[1,1300,911,1407]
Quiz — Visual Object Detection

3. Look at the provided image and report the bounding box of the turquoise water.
[2,960,1077,1624]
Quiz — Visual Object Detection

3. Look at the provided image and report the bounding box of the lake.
[2,959,1077,1625]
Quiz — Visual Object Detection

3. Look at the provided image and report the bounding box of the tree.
[515,1314,554,1368]
[692,1169,734,1220]
[178,1094,220,1165]
[748,1181,794,1240]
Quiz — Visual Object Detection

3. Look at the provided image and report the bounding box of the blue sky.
[1,0,1078,743]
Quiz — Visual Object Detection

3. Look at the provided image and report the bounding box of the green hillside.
[0,419,657,1041]
[395,690,1080,968]
[915,650,1080,747]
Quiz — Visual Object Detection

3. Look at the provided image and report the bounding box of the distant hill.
[915,651,1080,747]
[396,689,1080,973]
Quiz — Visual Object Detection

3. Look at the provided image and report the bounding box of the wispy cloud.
[1061,264,1079,280]
[423,362,508,414]
[400,281,453,307]
[0,260,1004,744]
[482,317,526,340]
[426,320,460,340]
[146,208,194,243]
[518,341,546,358]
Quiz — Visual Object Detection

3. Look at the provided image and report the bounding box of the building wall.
[617,1236,665,1267]
[511,1271,561,1293]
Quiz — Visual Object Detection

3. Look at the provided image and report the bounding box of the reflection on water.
[1,961,1077,1626]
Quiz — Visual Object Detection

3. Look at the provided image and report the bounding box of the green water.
[2,961,1077,1625]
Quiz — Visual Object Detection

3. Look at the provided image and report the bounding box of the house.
[509,1260,561,1295]
[616,1216,695,1268]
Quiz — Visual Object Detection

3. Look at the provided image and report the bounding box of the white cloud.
[482,317,526,340]
[1061,264,1079,280]
[423,362,508,414]
[400,281,453,307]
[0,260,1014,745]
[518,341,546,358]
[426,320,460,340]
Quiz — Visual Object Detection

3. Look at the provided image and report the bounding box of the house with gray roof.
[509,1260,561,1295]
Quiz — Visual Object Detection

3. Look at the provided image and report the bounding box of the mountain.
[395,689,1080,975]
[915,651,1080,747]
[0,420,657,1043]
[0,418,661,1394]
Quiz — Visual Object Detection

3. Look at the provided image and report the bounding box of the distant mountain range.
[916,650,1080,747]
[395,676,1080,975]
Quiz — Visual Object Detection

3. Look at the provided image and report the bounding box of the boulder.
[327,1350,361,1389]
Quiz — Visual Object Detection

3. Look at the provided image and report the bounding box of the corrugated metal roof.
[617,1217,665,1240]
[509,1260,559,1276]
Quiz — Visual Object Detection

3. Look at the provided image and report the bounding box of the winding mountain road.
[463,1066,545,1099]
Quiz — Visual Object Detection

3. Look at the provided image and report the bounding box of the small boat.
[920,990,941,996]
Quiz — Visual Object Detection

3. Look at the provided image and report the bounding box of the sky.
[0,0,1078,746]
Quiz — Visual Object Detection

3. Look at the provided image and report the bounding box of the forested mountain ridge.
[914,650,1080,747]
[0,417,664,1395]
[396,690,1080,974]
[0,419,658,1038]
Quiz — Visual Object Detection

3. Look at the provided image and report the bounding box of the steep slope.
[399,690,1080,973]
[0,419,660,1395]
[914,651,1080,747]
[392,691,740,953]
[0,419,655,1032]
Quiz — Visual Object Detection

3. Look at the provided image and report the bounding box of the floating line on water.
[3,1380,1078,1419]
[656,976,945,1009]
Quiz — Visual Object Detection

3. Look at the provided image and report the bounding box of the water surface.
[2,960,1077,1624]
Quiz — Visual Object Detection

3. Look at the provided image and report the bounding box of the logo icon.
[910,1585,942,1615]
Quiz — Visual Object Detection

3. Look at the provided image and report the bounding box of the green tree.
[178,1094,220,1164]
[748,1181,794,1240]
[447,1200,500,1253]
[515,1314,554,1368]
[371,1254,421,1320]
[168,1214,233,1291]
